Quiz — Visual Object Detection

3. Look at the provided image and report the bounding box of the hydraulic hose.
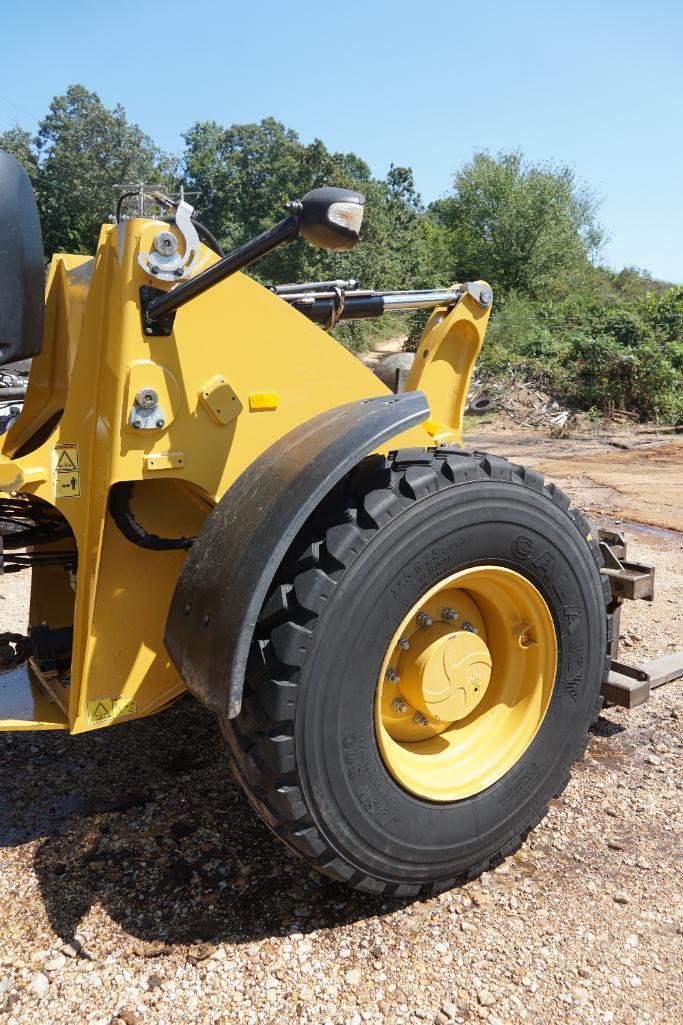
[109,482,195,551]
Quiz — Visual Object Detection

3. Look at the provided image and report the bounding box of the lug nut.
[413,712,429,726]
[398,637,410,650]
[386,669,400,683]
[392,699,409,714]
[442,607,458,621]
[462,621,478,633]
[417,612,433,627]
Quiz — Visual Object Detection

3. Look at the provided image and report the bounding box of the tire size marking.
[390,543,462,603]
[343,731,401,833]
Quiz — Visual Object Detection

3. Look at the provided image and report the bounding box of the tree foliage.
[1,85,175,255]
[428,151,604,296]
[0,87,680,417]
[182,118,423,294]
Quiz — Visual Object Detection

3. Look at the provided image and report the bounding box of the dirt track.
[465,428,682,533]
[0,428,681,1025]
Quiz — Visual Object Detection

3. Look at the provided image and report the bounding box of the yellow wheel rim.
[375,566,558,802]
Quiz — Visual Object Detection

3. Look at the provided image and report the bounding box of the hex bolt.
[174,267,185,277]
[417,612,433,627]
[385,669,400,684]
[131,419,142,429]
[392,699,409,714]
[398,637,410,650]
[441,607,458,622]
[155,419,165,429]
[149,264,159,275]
[153,231,179,257]
[135,388,159,410]
[413,712,429,726]
[462,621,478,633]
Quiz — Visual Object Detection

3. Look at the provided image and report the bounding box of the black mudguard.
[165,392,430,717]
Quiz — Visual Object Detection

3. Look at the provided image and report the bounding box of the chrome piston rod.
[381,288,463,311]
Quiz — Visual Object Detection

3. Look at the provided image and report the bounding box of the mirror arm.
[142,213,300,330]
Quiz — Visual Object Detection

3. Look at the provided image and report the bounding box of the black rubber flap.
[165,391,430,717]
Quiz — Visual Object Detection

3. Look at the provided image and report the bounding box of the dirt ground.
[0,424,681,1025]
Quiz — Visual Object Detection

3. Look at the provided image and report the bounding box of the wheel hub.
[376,566,558,801]
[398,626,492,722]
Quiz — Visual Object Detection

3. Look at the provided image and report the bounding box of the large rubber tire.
[221,449,612,896]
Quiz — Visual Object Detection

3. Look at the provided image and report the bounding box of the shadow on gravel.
[1,699,412,946]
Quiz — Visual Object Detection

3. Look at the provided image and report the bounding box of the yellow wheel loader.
[0,150,659,896]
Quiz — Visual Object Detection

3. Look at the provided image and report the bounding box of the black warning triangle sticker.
[55,449,78,472]
[91,701,111,722]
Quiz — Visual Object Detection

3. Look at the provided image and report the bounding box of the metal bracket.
[137,201,200,282]
[140,286,175,337]
[599,536,655,601]
[465,282,493,308]
[129,387,166,431]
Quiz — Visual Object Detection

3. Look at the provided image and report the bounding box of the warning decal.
[87,696,138,725]
[51,443,81,499]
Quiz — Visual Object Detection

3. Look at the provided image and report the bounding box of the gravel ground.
[1,528,681,1025]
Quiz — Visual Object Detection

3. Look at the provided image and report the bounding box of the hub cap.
[375,566,558,801]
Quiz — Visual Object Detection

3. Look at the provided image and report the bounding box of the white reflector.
[328,201,364,234]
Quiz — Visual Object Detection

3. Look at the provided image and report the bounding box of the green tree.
[428,150,604,297]
[0,125,40,178]
[2,85,176,256]
[182,118,423,296]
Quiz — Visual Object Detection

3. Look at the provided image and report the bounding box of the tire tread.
[221,448,611,894]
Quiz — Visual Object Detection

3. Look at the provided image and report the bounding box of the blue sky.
[1,0,681,280]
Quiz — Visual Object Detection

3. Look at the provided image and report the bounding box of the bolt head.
[417,612,433,627]
[386,669,400,684]
[131,419,142,429]
[155,419,165,429]
[153,230,178,257]
[392,699,409,714]
[413,712,429,726]
[398,637,410,650]
[479,287,493,307]
[149,264,159,275]
[135,388,159,410]
[462,621,478,634]
[442,607,458,622]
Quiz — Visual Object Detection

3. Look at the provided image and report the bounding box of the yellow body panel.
[0,218,490,733]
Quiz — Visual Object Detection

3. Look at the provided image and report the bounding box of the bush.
[474,291,683,422]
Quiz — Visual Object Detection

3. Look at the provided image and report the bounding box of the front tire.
[222,449,611,895]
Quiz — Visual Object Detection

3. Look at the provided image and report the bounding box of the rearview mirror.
[298,187,365,251]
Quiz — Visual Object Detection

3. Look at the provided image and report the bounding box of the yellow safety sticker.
[51,443,81,499]
[87,697,138,725]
